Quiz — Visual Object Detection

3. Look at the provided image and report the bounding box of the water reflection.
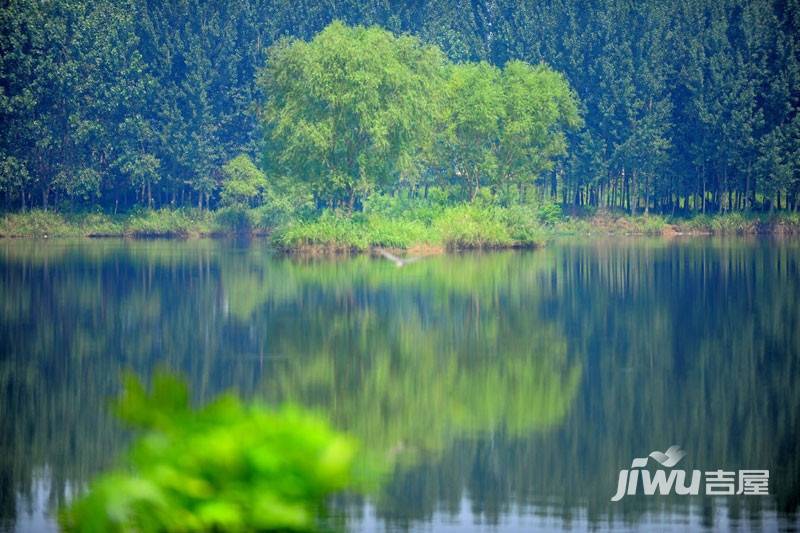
[0,238,798,531]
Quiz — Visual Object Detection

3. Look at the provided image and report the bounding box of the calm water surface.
[1,238,798,531]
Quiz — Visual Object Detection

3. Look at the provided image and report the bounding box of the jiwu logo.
[611,446,700,501]
[611,445,769,501]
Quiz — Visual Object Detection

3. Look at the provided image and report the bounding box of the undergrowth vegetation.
[270,192,556,251]
[2,194,799,246]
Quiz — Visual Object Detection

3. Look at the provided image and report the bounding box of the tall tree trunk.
[702,169,706,214]
[623,168,629,212]
[610,175,616,208]
[744,165,751,211]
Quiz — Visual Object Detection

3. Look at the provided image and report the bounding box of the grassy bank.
[271,204,546,252]
[0,207,278,238]
[271,205,800,252]
[553,210,800,236]
[3,205,799,248]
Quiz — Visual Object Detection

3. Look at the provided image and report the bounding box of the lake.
[1,238,798,531]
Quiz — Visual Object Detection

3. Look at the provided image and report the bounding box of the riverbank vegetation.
[2,1,799,249]
[4,203,799,245]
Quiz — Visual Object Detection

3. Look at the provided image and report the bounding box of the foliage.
[260,22,446,209]
[4,206,799,242]
[60,373,356,532]
[433,204,514,249]
[673,211,800,234]
[214,207,257,234]
[1,3,799,217]
[536,202,563,226]
[125,209,218,237]
[440,61,581,199]
[271,211,432,251]
[220,155,268,208]
[362,191,449,225]
[270,200,556,251]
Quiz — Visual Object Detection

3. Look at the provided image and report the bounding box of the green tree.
[441,60,580,200]
[441,62,504,199]
[220,155,268,208]
[497,61,581,199]
[259,21,446,210]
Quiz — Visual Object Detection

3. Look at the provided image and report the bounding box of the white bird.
[376,248,423,267]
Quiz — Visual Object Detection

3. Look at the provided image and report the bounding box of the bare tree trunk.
[613,181,618,208]
[744,165,751,211]
[623,168,630,212]
[702,168,706,214]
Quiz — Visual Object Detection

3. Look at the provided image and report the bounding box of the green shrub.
[363,192,447,225]
[710,212,755,233]
[676,212,757,234]
[634,215,668,235]
[214,207,255,234]
[60,373,356,533]
[500,204,546,244]
[433,204,513,248]
[677,214,713,232]
[0,209,78,237]
[549,215,595,235]
[123,208,214,237]
[74,212,124,236]
[536,202,563,226]
[272,211,368,251]
[361,215,430,247]
[252,196,298,230]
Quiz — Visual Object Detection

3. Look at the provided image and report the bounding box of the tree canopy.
[259,22,446,208]
[1,0,798,213]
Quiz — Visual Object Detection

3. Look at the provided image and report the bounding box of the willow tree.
[442,60,580,200]
[497,61,582,198]
[441,62,505,199]
[259,21,446,209]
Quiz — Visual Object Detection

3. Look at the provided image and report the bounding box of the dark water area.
[1,238,798,531]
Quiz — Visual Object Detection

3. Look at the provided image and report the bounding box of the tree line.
[1,0,799,214]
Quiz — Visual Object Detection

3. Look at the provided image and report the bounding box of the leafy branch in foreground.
[60,372,356,532]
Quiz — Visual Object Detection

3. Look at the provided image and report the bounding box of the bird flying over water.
[376,248,423,267]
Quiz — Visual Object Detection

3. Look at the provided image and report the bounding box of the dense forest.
[1,0,799,215]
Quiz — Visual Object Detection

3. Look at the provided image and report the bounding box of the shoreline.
[1,209,799,249]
